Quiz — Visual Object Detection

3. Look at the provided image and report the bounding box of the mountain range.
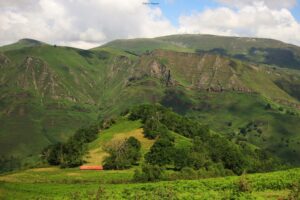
[0,34,300,169]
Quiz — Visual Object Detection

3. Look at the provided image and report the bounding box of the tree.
[143,118,168,139]
[103,137,141,169]
[208,135,248,175]
[42,143,63,166]
[42,124,100,168]
[145,137,175,166]
[126,137,142,164]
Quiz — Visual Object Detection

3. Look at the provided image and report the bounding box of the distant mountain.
[0,39,46,52]
[0,34,300,170]
[101,34,300,70]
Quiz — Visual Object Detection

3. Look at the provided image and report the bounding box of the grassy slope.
[99,38,194,55]
[184,91,300,165]
[84,118,192,166]
[0,44,134,159]
[0,166,299,199]
[137,50,300,164]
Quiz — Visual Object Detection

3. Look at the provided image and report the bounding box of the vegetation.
[133,164,164,182]
[1,34,300,199]
[42,124,99,168]
[0,167,300,199]
[1,36,300,170]
[129,104,282,175]
[103,137,141,169]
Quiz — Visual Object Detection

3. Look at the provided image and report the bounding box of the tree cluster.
[129,104,282,176]
[42,124,99,168]
[103,137,141,169]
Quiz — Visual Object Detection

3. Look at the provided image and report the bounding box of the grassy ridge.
[102,34,300,70]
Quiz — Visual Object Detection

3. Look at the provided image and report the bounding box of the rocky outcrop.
[149,60,173,86]
[15,56,79,102]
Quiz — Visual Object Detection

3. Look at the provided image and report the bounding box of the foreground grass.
[0,167,299,199]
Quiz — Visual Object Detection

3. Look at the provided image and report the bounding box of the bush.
[288,180,300,200]
[133,164,164,182]
[236,173,252,193]
[179,167,197,179]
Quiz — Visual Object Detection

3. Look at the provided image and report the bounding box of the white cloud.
[0,0,300,48]
[0,0,175,49]
[178,2,300,45]
[217,0,297,9]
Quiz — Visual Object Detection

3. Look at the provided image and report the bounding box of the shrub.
[236,173,252,193]
[179,167,197,180]
[133,164,164,182]
[288,180,300,200]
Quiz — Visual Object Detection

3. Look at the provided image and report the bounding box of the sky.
[0,0,299,49]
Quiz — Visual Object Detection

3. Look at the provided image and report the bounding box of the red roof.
[79,166,103,170]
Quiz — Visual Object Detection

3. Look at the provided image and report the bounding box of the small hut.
[79,166,103,170]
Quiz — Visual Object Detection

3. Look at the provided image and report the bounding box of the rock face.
[16,56,68,101]
[149,60,173,86]
[143,50,253,93]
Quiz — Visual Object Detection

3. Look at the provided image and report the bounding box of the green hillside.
[102,34,300,70]
[1,105,299,199]
[0,39,46,52]
[0,35,300,173]
[0,104,300,199]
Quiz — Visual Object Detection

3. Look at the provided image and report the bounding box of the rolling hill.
[0,34,300,172]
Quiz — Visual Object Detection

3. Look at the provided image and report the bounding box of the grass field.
[0,167,299,199]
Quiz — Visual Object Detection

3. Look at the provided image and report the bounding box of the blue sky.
[156,0,300,26]
[155,0,221,26]
[0,0,300,48]
[292,3,300,20]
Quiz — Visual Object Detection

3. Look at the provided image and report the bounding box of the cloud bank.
[0,0,175,48]
[0,0,299,48]
[178,1,300,46]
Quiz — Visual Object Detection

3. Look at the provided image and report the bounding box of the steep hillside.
[0,36,300,172]
[0,44,137,162]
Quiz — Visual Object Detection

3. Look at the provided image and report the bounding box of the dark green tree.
[145,137,175,166]
[103,137,142,169]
